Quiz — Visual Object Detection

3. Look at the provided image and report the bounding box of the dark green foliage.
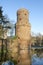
[9,57,18,65]
[12,60,18,65]
[11,36,17,39]
[0,6,11,62]
[0,7,3,19]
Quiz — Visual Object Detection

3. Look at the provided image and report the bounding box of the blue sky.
[0,0,43,34]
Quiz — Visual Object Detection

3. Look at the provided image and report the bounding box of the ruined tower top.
[17,8,30,23]
[17,8,29,14]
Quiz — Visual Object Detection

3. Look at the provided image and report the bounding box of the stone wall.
[16,9,31,40]
[16,8,31,65]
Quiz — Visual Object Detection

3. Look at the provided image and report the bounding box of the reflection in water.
[2,61,14,65]
[32,54,43,65]
[1,54,43,65]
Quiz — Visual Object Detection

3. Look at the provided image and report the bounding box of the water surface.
[32,54,43,65]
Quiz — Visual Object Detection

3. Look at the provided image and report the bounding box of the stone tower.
[16,8,31,65]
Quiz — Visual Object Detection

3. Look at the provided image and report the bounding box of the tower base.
[17,59,31,65]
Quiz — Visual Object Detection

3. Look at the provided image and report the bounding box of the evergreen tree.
[0,6,10,61]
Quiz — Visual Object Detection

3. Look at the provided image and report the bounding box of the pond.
[2,61,14,65]
[1,54,43,65]
[32,54,43,65]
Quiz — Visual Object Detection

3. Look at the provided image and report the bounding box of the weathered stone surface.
[16,8,31,65]
[7,8,31,65]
